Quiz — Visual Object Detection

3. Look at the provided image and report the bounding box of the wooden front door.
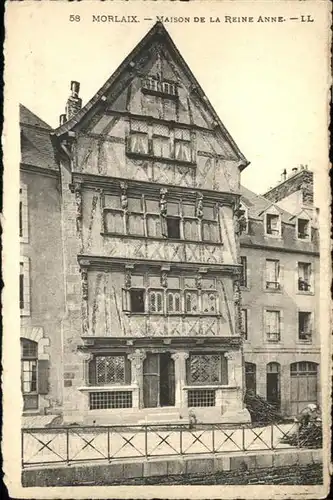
[143,354,160,408]
[290,362,318,415]
[143,353,175,408]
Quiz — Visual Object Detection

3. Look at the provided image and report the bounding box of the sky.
[9,0,329,195]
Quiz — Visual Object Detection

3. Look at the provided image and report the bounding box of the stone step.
[138,413,186,425]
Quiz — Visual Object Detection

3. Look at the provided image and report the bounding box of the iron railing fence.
[21,420,311,469]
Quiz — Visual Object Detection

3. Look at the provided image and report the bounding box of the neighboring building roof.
[240,185,292,224]
[52,22,249,170]
[20,104,58,172]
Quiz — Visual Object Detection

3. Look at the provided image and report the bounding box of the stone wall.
[22,448,322,487]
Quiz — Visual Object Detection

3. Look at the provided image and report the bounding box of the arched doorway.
[266,362,281,408]
[290,362,318,414]
[245,363,256,394]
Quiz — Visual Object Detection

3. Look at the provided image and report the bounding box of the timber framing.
[71,172,240,204]
[77,254,242,275]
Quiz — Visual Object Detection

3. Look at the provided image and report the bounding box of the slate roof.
[52,22,249,170]
[20,104,58,172]
[240,185,293,224]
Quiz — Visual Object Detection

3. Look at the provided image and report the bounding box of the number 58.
[69,15,81,22]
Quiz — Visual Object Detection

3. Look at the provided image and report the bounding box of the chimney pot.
[281,169,287,182]
[59,114,67,126]
[71,81,80,97]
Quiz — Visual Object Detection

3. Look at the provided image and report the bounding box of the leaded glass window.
[188,354,222,385]
[96,356,126,385]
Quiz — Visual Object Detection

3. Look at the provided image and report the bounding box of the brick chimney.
[264,168,313,206]
[65,81,82,120]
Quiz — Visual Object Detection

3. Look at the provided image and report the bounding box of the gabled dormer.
[290,209,312,241]
[259,204,282,238]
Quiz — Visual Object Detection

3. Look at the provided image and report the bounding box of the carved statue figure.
[124,269,132,289]
[160,188,168,217]
[196,193,204,219]
[160,271,168,288]
[81,269,88,300]
[120,181,128,211]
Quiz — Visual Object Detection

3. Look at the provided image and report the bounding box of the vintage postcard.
[2,0,331,498]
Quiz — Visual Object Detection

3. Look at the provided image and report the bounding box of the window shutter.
[221,355,228,385]
[37,359,49,395]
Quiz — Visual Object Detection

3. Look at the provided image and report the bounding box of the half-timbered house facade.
[46,22,250,424]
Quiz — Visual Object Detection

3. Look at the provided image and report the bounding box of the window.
[202,205,219,243]
[89,391,132,410]
[265,310,281,342]
[265,259,280,290]
[20,184,28,242]
[298,262,312,291]
[266,214,280,236]
[166,217,181,239]
[297,218,310,240]
[123,273,218,316]
[103,193,220,243]
[298,312,312,341]
[128,197,145,236]
[142,77,178,97]
[241,309,248,340]
[88,355,131,386]
[188,389,215,407]
[152,123,171,159]
[130,289,145,313]
[21,339,38,410]
[187,353,228,385]
[126,120,193,164]
[127,121,149,155]
[240,256,247,287]
[20,257,30,316]
[167,290,181,313]
[148,289,164,314]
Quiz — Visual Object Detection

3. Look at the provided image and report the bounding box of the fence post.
[271,423,274,450]
[107,427,111,463]
[242,426,245,451]
[144,425,148,459]
[66,428,70,466]
[180,427,183,455]
[21,430,24,469]
[212,426,215,453]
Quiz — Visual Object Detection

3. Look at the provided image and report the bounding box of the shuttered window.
[21,338,49,410]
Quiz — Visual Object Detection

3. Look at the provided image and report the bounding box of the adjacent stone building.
[20,23,251,424]
[240,168,320,416]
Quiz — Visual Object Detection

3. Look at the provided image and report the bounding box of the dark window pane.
[167,217,180,239]
[130,289,145,313]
